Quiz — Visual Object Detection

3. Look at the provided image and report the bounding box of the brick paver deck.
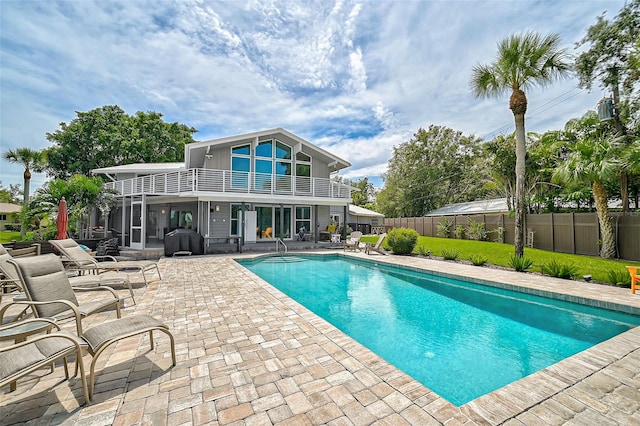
[1,251,639,425]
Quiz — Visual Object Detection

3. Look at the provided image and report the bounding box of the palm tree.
[470,32,571,256]
[553,111,621,259]
[2,147,47,238]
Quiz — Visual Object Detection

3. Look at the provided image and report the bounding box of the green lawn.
[361,235,639,285]
[0,231,21,244]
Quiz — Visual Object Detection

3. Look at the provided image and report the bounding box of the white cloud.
[0,0,627,190]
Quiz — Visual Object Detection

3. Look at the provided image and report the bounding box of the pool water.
[238,255,640,406]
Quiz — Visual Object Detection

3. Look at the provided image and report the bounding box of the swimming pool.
[238,254,640,406]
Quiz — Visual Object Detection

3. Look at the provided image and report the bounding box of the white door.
[244,211,257,243]
[130,200,143,249]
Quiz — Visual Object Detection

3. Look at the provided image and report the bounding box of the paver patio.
[1,251,639,425]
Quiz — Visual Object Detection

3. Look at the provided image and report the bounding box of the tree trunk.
[513,112,526,257]
[21,169,31,239]
[592,180,616,258]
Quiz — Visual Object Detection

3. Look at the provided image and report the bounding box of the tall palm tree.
[552,111,621,258]
[2,147,47,238]
[470,32,571,256]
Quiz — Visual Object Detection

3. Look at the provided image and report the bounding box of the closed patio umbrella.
[56,197,68,240]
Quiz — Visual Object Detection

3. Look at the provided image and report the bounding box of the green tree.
[28,175,116,237]
[45,105,198,179]
[2,147,47,238]
[350,178,376,206]
[575,0,640,210]
[483,134,517,210]
[471,32,571,257]
[552,111,621,258]
[0,182,21,204]
[376,125,488,217]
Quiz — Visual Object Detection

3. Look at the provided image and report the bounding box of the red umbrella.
[56,197,68,240]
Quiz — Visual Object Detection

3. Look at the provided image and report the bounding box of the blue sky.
[0,0,627,192]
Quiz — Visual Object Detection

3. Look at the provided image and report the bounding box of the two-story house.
[92,128,352,251]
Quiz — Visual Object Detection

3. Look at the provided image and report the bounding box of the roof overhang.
[91,163,186,181]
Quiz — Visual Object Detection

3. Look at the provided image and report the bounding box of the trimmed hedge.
[386,228,419,255]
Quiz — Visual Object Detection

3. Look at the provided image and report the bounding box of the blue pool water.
[238,255,640,406]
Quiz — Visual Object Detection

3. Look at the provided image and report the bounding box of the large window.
[231,144,250,189]
[254,140,292,192]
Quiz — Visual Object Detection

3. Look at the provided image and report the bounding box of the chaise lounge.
[1,254,122,335]
[49,238,161,286]
[0,243,135,306]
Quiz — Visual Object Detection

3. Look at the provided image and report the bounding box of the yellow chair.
[262,227,272,238]
[627,266,639,294]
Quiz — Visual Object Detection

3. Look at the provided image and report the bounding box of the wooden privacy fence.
[384,212,640,261]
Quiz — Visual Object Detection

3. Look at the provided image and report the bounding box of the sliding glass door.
[255,205,292,240]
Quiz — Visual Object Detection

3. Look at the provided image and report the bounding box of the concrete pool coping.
[1,251,639,425]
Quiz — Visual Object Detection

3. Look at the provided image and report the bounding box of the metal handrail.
[276,238,288,253]
[102,168,351,200]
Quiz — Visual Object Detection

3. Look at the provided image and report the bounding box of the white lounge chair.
[365,233,388,255]
[343,231,364,251]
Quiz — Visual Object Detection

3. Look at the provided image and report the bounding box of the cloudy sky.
[0,0,626,191]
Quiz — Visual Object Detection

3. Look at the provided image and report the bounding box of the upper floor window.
[276,141,291,160]
[231,144,251,189]
[255,140,273,158]
[296,152,311,178]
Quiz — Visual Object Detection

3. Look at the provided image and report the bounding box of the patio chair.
[365,233,388,255]
[343,231,363,251]
[0,319,89,404]
[1,316,176,403]
[49,238,161,286]
[627,266,639,294]
[0,243,135,307]
[0,254,121,335]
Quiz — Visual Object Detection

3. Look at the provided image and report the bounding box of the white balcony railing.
[103,168,351,200]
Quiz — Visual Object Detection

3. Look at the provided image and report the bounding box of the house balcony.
[103,168,352,201]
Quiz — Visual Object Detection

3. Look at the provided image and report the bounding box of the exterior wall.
[312,159,329,178]
[205,203,232,239]
[206,145,231,170]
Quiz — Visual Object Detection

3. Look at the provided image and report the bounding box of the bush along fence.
[384,212,640,261]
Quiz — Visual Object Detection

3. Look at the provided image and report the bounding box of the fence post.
[571,212,576,255]
[551,213,555,252]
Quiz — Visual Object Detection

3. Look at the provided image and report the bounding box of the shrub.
[27,226,58,242]
[436,217,453,238]
[4,223,21,231]
[492,226,505,243]
[454,225,465,239]
[386,228,419,255]
[417,245,431,257]
[540,260,578,279]
[441,249,459,260]
[467,218,487,241]
[469,254,487,266]
[607,270,631,287]
[509,255,534,272]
